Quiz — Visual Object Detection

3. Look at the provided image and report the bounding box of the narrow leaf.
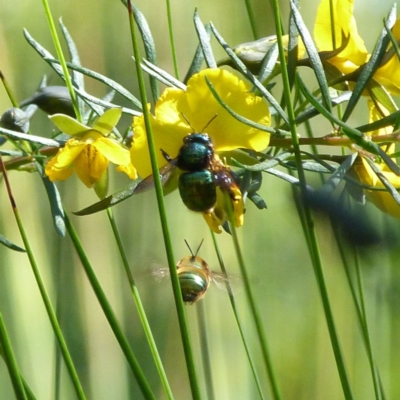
[73,182,138,216]
[36,162,65,236]
[184,24,211,83]
[194,9,216,68]
[0,127,60,147]
[0,234,25,252]
[132,4,159,102]
[141,59,186,90]
[204,77,275,134]
[342,5,397,122]
[210,23,289,124]
[320,153,358,195]
[290,0,332,112]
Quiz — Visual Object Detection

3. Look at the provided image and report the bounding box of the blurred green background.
[1,0,400,399]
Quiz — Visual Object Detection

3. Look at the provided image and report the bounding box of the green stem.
[40,0,82,121]
[270,1,354,398]
[64,214,156,400]
[196,302,215,400]
[0,314,27,400]
[211,231,266,400]
[353,249,383,400]
[243,0,258,39]
[106,208,174,400]
[165,0,180,79]
[0,156,87,400]
[127,2,201,398]
[225,195,281,400]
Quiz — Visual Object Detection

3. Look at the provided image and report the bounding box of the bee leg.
[160,149,172,162]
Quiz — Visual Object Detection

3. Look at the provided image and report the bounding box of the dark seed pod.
[0,108,30,133]
[19,86,75,117]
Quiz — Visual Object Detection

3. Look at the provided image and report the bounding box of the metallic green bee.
[134,118,243,216]
[154,240,230,304]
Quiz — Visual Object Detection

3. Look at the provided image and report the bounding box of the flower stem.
[211,231,266,400]
[64,213,156,399]
[0,156,87,400]
[271,0,354,398]
[106,208,174,400]
[40,0,82,121]
[165,0,180,79]
[0,313,27,400]
[127,2,201,398]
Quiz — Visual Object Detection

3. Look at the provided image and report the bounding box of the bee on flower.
[130,68,271,233]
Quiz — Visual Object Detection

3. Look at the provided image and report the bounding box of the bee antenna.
[201,114,218,133]
[181,113,195,133]
[184,239,204,257]
[194,239,204,257]
[184,239,194,257]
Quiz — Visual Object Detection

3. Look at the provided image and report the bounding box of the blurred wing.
[151,266,171,282]
[133,159,178,194]
[211,270,242,293]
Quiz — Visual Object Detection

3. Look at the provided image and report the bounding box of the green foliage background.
[0,0,400,399]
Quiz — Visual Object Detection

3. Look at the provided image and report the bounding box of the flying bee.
[133,116,243,215]
[153,240,231,304]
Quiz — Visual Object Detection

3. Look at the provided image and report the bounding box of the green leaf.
[132,4,159,102]
[24,29,142,114]
[0,234,25,252]
[320,153,358,195]
[0,127,60,147]
[356,109,400,133]
[257,43,279,85]
[368,82,398,115]
[92,108,122,135]
[73,181,138,216]
[210,23,289,124]
[49,114,88,136]
[141,59,186,90]
[184,24,211,83]
[194,9,216,68]
[35,162,66,236]
[342,5,397,122]
[59,19,85,113]
[290,0,332,112]
[294,92,351,127]
[232,151,292,171]
[296,75,393,163]
[204,77,276,134]
[365,157,400,206]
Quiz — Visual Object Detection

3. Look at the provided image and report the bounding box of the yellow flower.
[353,156,400,218]
[352,101,400,217]
[45,108,137,188]
[314,0,400,93]
[314,0,368,75]
[130,68,271,232]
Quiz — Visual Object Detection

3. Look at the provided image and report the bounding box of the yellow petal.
[74,145,109,188]
[45,156,74,182]
[354,157,400,218]
[202,211,223,234]
[93,137,131,165]
[314,0,368,74]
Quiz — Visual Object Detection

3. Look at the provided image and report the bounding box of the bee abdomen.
[179,170,216,212]
[178,271,209,303]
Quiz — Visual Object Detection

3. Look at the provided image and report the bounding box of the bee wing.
[211,270,243,293]
[133,159,178,194]
[151,266,171,282]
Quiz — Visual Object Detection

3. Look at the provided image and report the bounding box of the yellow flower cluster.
[46,69,271,232]
[45,0,400,227]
